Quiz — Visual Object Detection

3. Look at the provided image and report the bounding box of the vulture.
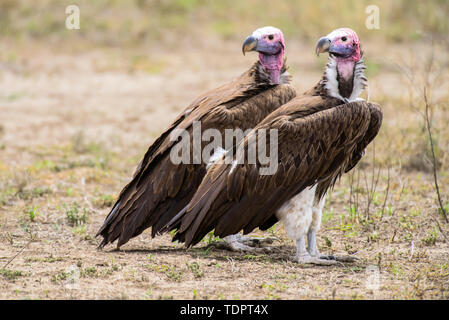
[164,28,383,265]
[96,26,297,249]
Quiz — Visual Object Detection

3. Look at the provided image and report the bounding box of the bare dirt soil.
[0,39,448,300]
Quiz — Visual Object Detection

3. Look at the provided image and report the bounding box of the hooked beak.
[315,37,331,56]
[242,35,258,55]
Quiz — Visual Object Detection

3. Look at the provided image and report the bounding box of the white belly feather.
[275,185,317,241]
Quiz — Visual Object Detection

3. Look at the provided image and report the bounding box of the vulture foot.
[220,234,276,252]
[319,254,359,263]
[293,253,343,266]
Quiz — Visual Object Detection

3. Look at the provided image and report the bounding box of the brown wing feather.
[96,62,296,248]
[169,99,379,247]
[344,103,383,172]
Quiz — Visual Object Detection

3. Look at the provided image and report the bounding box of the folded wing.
[168,99,381,247]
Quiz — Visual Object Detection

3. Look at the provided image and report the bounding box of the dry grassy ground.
[0,36,448,300]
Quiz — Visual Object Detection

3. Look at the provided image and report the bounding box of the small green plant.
[82,267,97,278]
[165,268,183,282]
[148,264,182,282]
[391,264,402,277]
[421,228,437,246]
[267,225,277,237]
[25,256,64,263]
[202,231,221,245]
[187,261,204,278]
[439,203,449,219]
[26,206,39,221]
[51,271,70,283]
[324,236,332,248]
[72,224,87,237]
[0,269,24,281]
[322,209,334,223]
[65,202,88,226]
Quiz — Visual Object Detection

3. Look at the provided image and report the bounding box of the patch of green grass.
[148,264,183,282]
[322,209,334,223]
[82,267,97,278]
[31,159,58,172]
[399,214,416,232]
[18,187,52,200]
[438,204,449,219]
[260,282,285,300]
[72,224,92,240]
[391,264,403,277]
[186,261,204,278]
[165,268,183,282]
[201,231,221,245]
[102,256,120,276]
[323,236,332,248]
[241,254,267,262]
[367,231,379,243]
[65,202,88,226]
[421,228,437,246]
[92,193,115,208]
[51,271,70,284]
[4,91,27,101]
[0,269,24,281]
[25,256,65,263]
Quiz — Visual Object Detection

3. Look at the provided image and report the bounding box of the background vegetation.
[0,0,448,300]
[1,0,448,45]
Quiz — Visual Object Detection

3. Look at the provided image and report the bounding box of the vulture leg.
[294,236,339,266]
[277,186,336,265]
[308,193,358,263]
[221,234,275,252]
[307,193,327,257]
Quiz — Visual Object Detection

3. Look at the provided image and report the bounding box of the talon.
[319,255,336,260]
[294,253,341,266]
[320,255,359,263]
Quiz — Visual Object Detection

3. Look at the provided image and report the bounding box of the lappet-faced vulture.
[97,26,296,249]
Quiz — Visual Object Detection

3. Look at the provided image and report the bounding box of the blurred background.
[1,0,448,44]
[0,0,448,299]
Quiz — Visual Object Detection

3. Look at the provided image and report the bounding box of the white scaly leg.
[277,186,338,265]
[307,193,328,258]
[294,235,338,265]
[308,191,358,263]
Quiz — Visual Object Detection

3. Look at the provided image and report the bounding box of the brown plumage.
[165,29,383,256]
[167,94,382,247]
[96,58,296,248]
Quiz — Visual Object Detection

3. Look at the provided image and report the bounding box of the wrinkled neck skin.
[259,50,284,84]
[323,55,367,102]
[336,59,355,82]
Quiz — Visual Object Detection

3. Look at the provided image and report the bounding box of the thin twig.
[3,239,33,269]
[431,215,448,243]
[423,86,448,223]
[380,166,391,220]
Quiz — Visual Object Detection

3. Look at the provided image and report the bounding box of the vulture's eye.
[341,36,347,42]
[268,34,274,40]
